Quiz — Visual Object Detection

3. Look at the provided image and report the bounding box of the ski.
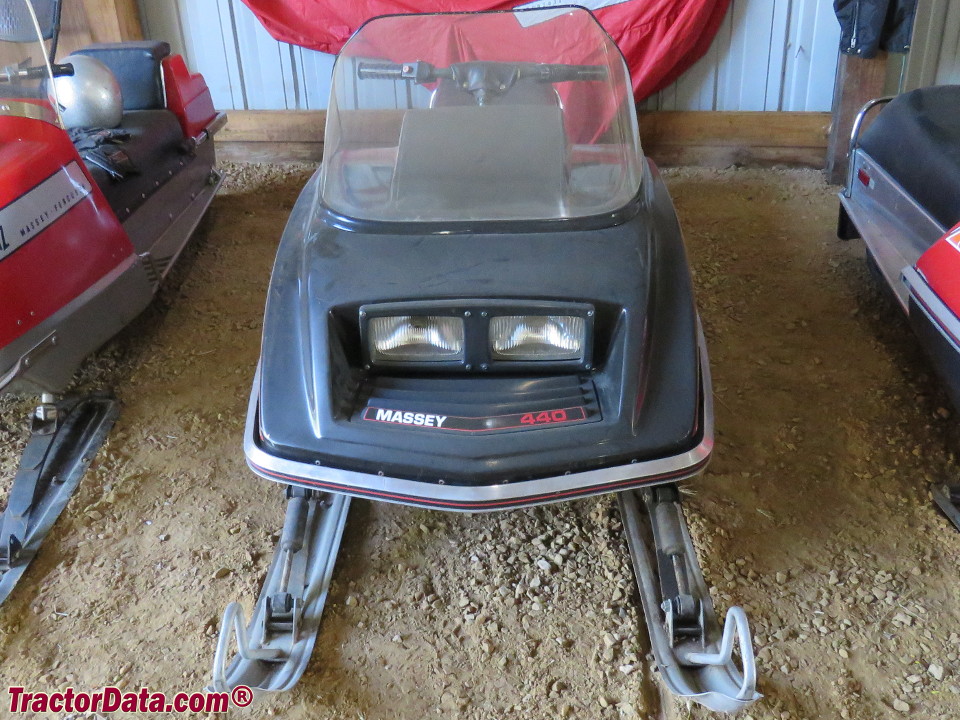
[210,488,351,694]
[618,486,760,712]
[0,393,119,604]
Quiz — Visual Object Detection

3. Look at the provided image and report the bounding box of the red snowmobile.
[0,0,224,601]
[839,86,960,528]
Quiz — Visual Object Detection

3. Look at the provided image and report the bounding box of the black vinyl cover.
[859,85,960,230]
[77,41,170,111]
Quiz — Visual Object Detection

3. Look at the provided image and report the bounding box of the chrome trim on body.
[244,324,714,512]
[844,96,894,197]
[839,150,945,311]
[0,100,59,124]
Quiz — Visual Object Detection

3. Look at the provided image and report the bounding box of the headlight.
[489,315,585,361]
[368,315,464,362]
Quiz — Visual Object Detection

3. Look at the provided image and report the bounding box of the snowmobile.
[838,86,960,529]
[211,7,759,712]
[0,0,224,601]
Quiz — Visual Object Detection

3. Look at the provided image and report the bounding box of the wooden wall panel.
[216,109,832,169]
[58,0,142,59]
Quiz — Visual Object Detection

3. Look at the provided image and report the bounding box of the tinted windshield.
[0,0,60,125]
[321,7,643,223]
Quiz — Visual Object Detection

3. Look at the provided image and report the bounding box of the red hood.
[917,223,960,317]
[0,115,132,350]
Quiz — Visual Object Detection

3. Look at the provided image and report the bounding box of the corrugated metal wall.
[905,0,960,87]
[641,0,841,111]
[140,0,843,112]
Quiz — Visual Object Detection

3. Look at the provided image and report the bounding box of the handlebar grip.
[575,66,608,81]
[357,63,405,80]
[51,62,74,77]
[529,63,609,83]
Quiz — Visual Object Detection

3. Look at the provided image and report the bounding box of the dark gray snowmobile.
[211,7,760,712]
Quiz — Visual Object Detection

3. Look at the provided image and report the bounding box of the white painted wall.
[139,0,845,112]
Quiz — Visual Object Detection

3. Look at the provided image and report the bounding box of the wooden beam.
[218,142,325,164]
[825,52,889,186]
[640,111,830,168]
[219,110,325,144]
[79,0,143,43]
[57,0,143,57]
[217,110,832,169]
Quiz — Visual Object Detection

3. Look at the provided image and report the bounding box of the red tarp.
[239,1,732,101]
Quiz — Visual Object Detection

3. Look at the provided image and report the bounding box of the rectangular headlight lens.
[489,315,585,361]
[369,315,464,362]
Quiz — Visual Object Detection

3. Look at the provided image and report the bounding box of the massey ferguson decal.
[363,406,593,432]
[0,161,92,261]
[369,409,448,428]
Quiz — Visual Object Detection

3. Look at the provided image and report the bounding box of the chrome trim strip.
[839,150,945,312]
[187,112,228,150]
[159,57,168,110]
[903,266,960,353]
[844,96,893,197]
[243,323,714,512]
[0,332,56,390]
[205,111,228,138]
[0,100,59,125]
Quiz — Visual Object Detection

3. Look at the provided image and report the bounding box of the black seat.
[859,85,960,230]
[76,41,170,111]
[82,109,187,221]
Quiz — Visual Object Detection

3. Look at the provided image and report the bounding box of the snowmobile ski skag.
[0,0,224,602]
[212,7,759,712]
[839,87,960,529]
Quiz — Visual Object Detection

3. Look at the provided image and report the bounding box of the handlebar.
[357,61,451,84]
[524,63,608,83]
[0,61,73,84]
[356,60,606,85]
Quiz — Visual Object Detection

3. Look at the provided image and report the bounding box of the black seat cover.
[77,41,170,111]
[83,109,186,220]
[859,85,960,230]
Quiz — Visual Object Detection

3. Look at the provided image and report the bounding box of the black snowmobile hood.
[253,160,704,485]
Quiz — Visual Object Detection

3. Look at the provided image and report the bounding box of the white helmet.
[52,54,123,129]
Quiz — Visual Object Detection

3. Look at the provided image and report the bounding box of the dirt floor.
[2,162,960,720]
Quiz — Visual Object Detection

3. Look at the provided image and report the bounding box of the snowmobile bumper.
[245,328,713,512]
